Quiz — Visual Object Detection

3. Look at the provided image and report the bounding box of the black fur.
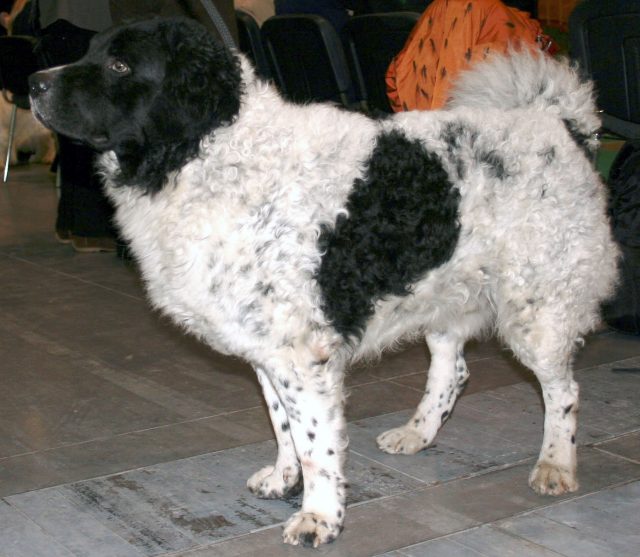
[562,118,595,159]
[30,17,242,193]
[316,130,461,339]
[441,121,478,180]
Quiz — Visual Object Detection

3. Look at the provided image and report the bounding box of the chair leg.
[3,104,17,183]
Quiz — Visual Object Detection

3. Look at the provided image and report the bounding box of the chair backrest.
[261,14,355,107]
[503,1,537,18]
[344,12,419,113]
[359,1,535,17]
[361,1,430,13]
[235,9,271,80]
[569,0,640,138]
[0,35,38,109]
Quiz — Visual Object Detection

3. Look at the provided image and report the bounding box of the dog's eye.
[107,60,130,75]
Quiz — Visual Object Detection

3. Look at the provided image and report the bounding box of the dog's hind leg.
[499,309,580,496]
[377,332,469,454]
[247,367,301,499]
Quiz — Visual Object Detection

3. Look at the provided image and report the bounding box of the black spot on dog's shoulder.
[539,146,556,165]
[478,150,507,179]
[440,121,479,179]
[256,281,274,296]
[316,130,460,340]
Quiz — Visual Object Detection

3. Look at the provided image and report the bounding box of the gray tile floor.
[1,164,639,557]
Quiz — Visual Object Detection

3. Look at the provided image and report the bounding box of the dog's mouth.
[30,98,111,150]
[29,101,51,129]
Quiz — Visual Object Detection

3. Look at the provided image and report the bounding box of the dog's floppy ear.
[112,18,242,194]
[156,17,242,137]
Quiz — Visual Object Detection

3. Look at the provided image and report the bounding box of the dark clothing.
[11,7,36,35]
[275,0,350,35]
[56,136,115,238]
[34,16,115,238]
[109,0,238,44]
[38,0,112,31]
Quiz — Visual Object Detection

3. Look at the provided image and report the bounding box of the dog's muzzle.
[27,70,58,127]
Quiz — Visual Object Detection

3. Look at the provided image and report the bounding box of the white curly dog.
[29,17,619,547]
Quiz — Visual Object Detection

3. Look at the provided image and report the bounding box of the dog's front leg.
[270,361,348,547]
[247,367,301,498]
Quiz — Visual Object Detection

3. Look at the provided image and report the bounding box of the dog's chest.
[119,188,321,357]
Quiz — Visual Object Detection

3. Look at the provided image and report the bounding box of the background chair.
[261,14,360,108]
[344,12,420,113]
[235,9,271,80]
[359,1,430,13]
[0,35,39,181]
[505,1,538,18]
[569,0,640,139]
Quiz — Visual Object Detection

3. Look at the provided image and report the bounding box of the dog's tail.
[447,48,601,155]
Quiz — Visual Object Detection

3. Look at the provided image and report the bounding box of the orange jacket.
[386,0,548,111]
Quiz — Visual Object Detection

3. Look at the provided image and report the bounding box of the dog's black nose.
[29,72,54,97]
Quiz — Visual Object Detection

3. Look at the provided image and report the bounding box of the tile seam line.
[0,252,145,302]
[0,404,265,463]
[0,500,79,557]
[591,444,640,465]
[161,475,640,557]
[369,478,640,556]
[346,440,640,514]
[6,442,638,553]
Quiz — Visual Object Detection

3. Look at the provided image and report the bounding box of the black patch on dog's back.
[316,130,460,340]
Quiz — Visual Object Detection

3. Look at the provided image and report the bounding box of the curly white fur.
[97,51,618,547]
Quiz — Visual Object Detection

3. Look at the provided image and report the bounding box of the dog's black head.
[29,17,242,193]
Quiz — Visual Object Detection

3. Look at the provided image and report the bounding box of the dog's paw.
[282,511,342,547]
[247,465,301,499]
[376,426,427,455]
[529,461,578,496]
